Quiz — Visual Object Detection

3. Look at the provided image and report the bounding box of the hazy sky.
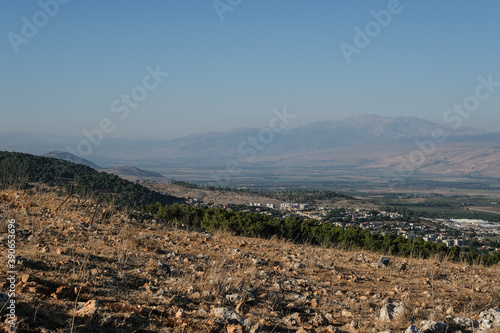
[1,1,500,139]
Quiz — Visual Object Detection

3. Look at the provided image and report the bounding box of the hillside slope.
[1,189,499,332]
[43,151,103,170]
[0,151,180,208]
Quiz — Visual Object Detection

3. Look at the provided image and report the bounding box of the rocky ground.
[0,188,499,332]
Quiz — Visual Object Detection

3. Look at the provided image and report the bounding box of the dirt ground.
[0,189,499,332]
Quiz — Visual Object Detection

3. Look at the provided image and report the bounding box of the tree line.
[145,202,500,266]
[0,151,179,208]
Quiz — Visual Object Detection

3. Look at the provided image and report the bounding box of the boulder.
[379,301,405,321]
[479,307,500,329]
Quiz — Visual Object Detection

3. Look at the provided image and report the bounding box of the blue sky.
[1,0,500,139]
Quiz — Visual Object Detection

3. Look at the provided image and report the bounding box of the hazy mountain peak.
[43,151,102,170]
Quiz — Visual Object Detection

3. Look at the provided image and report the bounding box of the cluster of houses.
[181,194,499,251]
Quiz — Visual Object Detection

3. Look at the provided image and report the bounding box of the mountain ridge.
[2,114,498,180]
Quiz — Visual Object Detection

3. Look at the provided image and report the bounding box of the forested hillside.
[0,151,179,208]
[145,202,500,266]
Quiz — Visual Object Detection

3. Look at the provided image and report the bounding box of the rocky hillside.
[0,188,499,332]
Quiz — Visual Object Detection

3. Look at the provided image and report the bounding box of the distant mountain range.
[2,115,499,181]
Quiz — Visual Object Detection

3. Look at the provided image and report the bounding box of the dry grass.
[0,188,499,332]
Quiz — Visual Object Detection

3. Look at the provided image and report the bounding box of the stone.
[419,320,448,333]
[175,308,185,319]
[311,312,328,326]
[227,324,243,333]
[211,307,244,324]
[341,310,353,318]
[293,262,305,269]
[158,261,171,275]
[325,326,346,333]
[380,301,405,321]
[21,274,30,283]
[405,325,423,333]
[226,294,243,303]
[309,298,318,308]
[445,315,478,330]
[249,324,267,333]
[378,257,390,268]
[76,300,99,317]
[479,307,500,329]
[242,319,254,330]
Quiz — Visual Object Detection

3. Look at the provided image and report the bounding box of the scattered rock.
[378,257,390,268]
[175,308,185,319]
[226,294,243,303]
[324,326,346,333]
[479,307,500,329]
[227,323,243,333]
[379,300,405,321]
[311,312,328,326]
[157,261,171,275]
[420,320,448,333]
[249,323,267,333]
[211,307,244,324]
[341,309,353,318]
[405,325,423,333]
[76,300,99,317]
[445,315,478,330]
[292,262,305,269]
[21,274,30,283]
